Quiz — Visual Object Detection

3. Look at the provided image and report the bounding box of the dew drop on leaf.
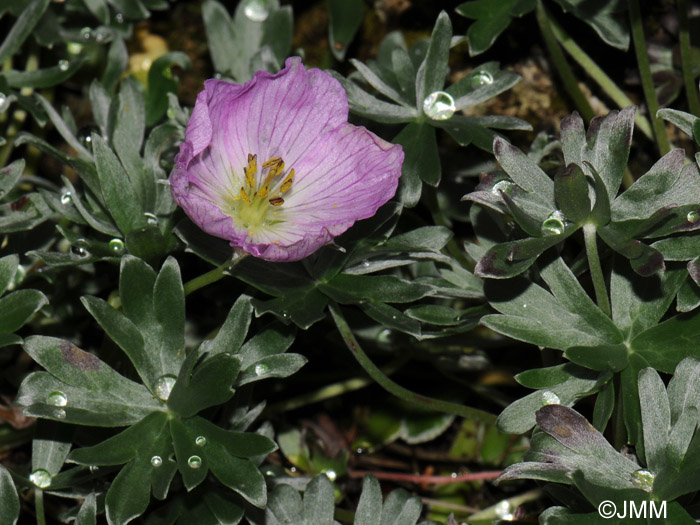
[195,436,207,447]
[154,375,176,401]
[254,363,269,376]
[323,469,337,481]
[29,469,51,489]
[471,70,494,88]
[631,468,654,491]
[687,210,699,223]
[58,60,69,72]
[491,180,514,196]
[80,27,92,41]
[541,390,560,405]
[423,91,456,121]
[151,455,163,467]
[243,0,269,21]
[47,391,67,407]
[108,238,125,255]
[144,212,159,226]
[187,455,202,469]
[542,212,566,235]
[60,190,72,205]
[494,500,514,520]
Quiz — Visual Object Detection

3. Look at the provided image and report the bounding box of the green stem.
[35,489,46,525]
[329,302,496,424]
[678,0,700,116]
[183,251,247,296]
[265,358,406,416]
[535,1,595,122]
[545,7,655,140]
[628,0,671,154]
[583,224,610,317]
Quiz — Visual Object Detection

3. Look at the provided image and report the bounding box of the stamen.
[244,154,257,188]
[239,187,251,203]
[280,169,295,193]
[269,197,284,206]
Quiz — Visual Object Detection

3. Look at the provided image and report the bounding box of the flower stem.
[35,489,46,525]
[678,0,700,116]
[583,223,610,317]
[544,6,655,140]
[329,302,496,424]
[628,0,672,154]
[183,251,247,296]
[535,1,595,122]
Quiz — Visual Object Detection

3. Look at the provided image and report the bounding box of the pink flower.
[170,57,404,262]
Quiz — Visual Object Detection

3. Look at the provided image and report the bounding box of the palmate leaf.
[0,253,47,349]
[17,259,303,524]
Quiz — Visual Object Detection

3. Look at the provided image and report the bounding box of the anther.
[280,169,295,193]
[269,197,284,206]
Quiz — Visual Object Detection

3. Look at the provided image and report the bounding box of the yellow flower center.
[223,154,295,234]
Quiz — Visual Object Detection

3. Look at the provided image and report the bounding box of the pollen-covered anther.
[280,169,295,193]
[239,187,251,203]
[269,197,284,206]
[244,153,257,188]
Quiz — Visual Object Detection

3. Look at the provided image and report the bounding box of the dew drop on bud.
[242,0,269,21]
[471,70,494,88]
[151,455,163,467]
[47,390,67,407]
[29,469,52,489]
[154,374,176,401]
[188,455,202,469]
[423,91,456,121]
[541,390,560,405]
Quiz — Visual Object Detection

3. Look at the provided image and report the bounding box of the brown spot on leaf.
[60,340,100,371]
[552,423,573,438]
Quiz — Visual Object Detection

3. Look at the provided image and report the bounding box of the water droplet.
[58,59,69,71]
[89,465,98,473]
[542,211,566,235]
[281,312,289,319]
[151,455,162,467]
[108,238,125,255]
[29,469,52,489]
[0,93,6,105]
[80,27,92,41]
[195,436,207,447]
[265,469,275,477]
[54,408,66,419]
[60,190,72,205]
[361,260,371,268]
[115,13,124,24]
[187,455,202,469]
[144,212,159,226]
[422,91,456,121]
[166,107,176,119]
[254,363,269,376]
[47,391,67,407]
[377,328,393,345]
[450,472,458,478]
[324,469,337,481]
[631,469,654,491]
[73,246,90,259]
[491,180,514,196]
[67,42,83,55]
[471,70,494,88]
[94,30,106,43]
[154,375,176,401]
[242,0,269,21]
[687,210,699,223]
[541,390,560,405]
[290,466,297,473]
[356,447,365,454]
[494,499,514,520]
